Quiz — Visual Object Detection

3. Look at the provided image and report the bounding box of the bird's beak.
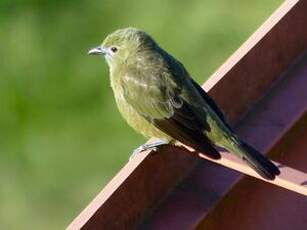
[88,46,107,55]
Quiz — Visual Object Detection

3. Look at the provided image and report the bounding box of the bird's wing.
[122,59,220,159]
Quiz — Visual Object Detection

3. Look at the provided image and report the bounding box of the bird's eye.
[110,47,118,53]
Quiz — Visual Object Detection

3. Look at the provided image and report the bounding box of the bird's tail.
[224,138,280,180]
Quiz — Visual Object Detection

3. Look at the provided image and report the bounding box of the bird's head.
[88,27,156,69]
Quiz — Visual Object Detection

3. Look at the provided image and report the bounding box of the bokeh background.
[0,0,282,229]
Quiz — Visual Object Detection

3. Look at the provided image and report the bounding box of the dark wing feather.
[122,61,220,159]
[150,100,221,159]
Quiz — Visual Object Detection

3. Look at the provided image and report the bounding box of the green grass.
[0,0,282,228]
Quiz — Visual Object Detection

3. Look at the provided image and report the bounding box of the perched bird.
[88,27,279,180]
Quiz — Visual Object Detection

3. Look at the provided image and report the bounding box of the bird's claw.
[129,145,145,161]
[129,140,169,161]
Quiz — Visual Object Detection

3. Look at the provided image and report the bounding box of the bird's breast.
[110,72,170,140]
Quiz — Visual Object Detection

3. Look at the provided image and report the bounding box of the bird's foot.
[129,139,169,161]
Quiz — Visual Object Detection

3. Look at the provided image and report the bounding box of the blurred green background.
[0,0,282,229]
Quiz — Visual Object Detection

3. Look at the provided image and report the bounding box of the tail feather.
[239,141,280,180]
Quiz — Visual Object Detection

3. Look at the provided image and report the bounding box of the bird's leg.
[130,139,169,160]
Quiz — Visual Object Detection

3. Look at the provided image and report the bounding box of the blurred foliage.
[0,0,282,229]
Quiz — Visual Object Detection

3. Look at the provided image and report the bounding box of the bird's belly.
[114,93,171,140]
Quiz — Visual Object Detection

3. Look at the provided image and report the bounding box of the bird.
[88,27,280,180]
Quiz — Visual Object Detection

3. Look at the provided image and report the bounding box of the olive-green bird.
[89,27,279,180]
